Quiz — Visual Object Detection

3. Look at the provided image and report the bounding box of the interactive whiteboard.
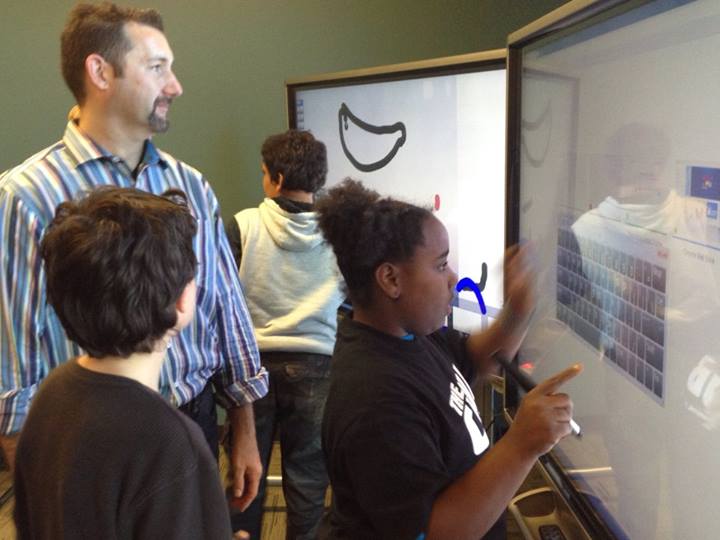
[509,0,720,538]
[287,53,507,329]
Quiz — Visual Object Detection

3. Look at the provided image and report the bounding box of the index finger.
[505,241,535,267]
[505,244,536,288]
[504,244,521,273]
[533,363,583,395]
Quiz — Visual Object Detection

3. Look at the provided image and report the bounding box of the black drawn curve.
[521,100,552,168]
[338,103,407,172]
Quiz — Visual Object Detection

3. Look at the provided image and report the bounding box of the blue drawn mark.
[456,276,487,315]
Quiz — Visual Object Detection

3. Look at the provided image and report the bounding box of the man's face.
[110,22,183,134]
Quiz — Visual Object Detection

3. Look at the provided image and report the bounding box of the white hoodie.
[234,198,344,354]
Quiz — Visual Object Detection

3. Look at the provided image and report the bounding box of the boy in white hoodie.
[226,130,344,539]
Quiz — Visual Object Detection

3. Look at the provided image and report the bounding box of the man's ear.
[374,262,402,300]
[85,53,112,91]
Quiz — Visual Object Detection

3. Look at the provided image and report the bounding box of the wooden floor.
[0,469,13,540]
[224,442,541,540]
[0,443,545,539]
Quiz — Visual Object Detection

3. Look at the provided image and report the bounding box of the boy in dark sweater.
[13,187,233,539]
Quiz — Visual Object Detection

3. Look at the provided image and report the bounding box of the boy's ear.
[374,262,401,300]
[275,172,285,190]
[175,280,196,328]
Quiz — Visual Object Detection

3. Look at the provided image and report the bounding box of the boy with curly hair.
[226,130,344,539]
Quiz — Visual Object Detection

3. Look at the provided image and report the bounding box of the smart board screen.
[514,1,720,538]
[290,63,506,329]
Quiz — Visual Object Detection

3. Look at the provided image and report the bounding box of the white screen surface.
[516,1,720,538]
[294,68,506,329]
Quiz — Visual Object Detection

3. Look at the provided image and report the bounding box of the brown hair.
[41,187,197,358]
[261,130,328,193]
[60,2,164,103]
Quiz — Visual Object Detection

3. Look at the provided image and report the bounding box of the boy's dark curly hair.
[316,179,432,307]
[261,130,328,193]
[40,186,197,359]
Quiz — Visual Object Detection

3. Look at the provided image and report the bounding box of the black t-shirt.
[321,318,501,540]
[13,360,232,540]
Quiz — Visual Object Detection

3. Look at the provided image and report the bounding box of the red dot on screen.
[520,362,534,371]
[434,194,441,211]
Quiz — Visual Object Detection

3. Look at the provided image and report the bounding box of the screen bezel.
[504,1,670,539]
[285,49,506,130]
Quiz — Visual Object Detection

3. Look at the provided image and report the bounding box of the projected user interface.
[516,1,720,539]
[556,212,667,402]
[295,68,506,329]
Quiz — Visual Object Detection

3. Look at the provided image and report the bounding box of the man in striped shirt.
[0,2,268,516]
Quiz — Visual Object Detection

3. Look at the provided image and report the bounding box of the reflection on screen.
[517,1,720,538]
[558,209,668,402]
[293,68,506,329]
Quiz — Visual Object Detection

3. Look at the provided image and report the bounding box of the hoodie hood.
[259,198,324,252]
[596,189,679,232]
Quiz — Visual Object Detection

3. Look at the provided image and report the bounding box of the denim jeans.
[231,352,331,540]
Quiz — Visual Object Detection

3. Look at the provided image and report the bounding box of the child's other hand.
[504,243,536,323]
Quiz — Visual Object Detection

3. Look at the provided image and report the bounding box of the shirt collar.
[62,120,168,171]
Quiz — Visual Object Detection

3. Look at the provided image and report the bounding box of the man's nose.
[165,72,183,97]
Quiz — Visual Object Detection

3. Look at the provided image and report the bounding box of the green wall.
[0,0,567,220]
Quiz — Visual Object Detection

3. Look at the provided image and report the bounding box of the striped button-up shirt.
[0,121,268,435]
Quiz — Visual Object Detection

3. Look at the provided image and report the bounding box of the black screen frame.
[285,50,506,130]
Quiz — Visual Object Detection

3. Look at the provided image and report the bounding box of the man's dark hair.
[40,187,197,359]
[261,130,328,193]
[316,179,431,307]
[61,2,164,104]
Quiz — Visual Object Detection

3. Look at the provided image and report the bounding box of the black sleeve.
[224,217,242,270]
